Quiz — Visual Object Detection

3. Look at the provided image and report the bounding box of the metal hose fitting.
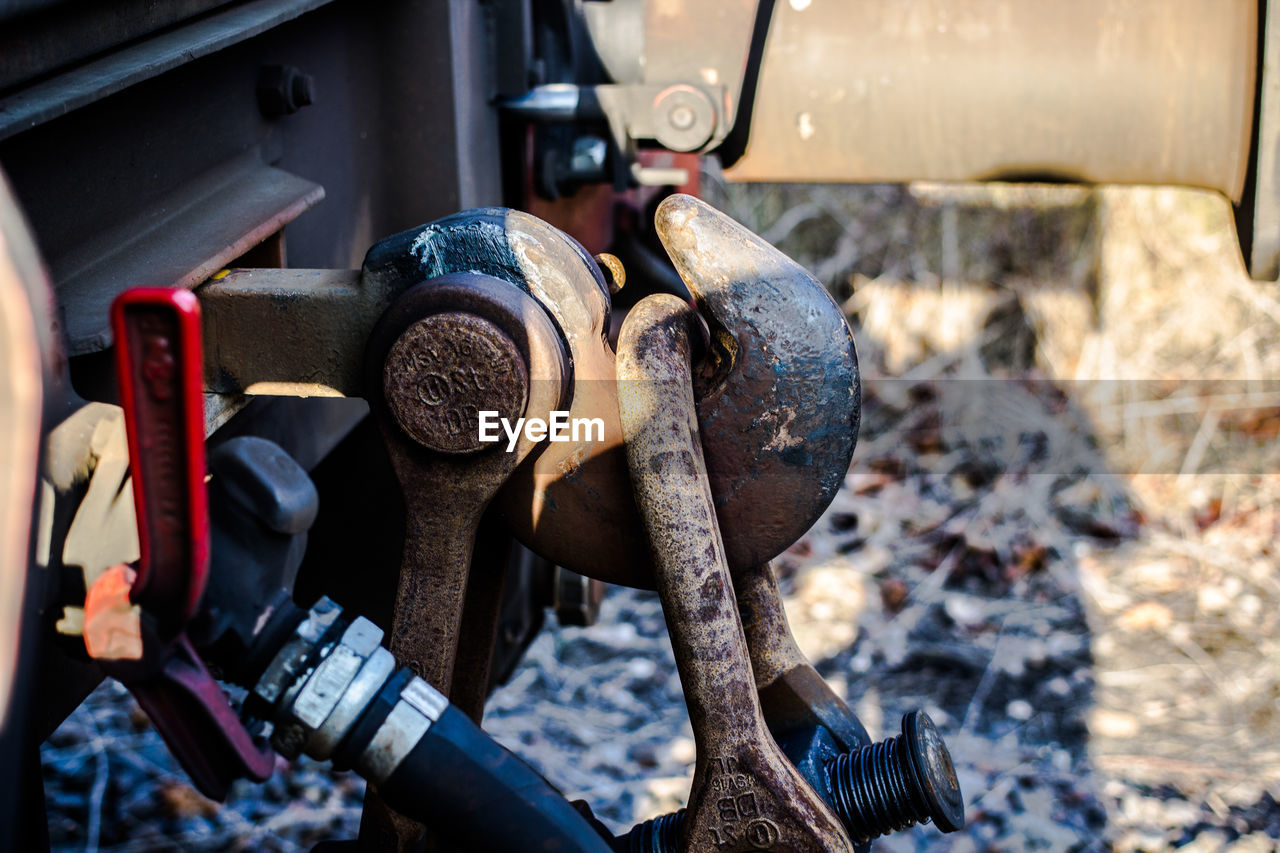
[249,597,445,784]
[245,599,613,851]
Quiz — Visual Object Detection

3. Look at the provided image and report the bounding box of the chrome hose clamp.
[356,676,448,785]
[252,598,448,782]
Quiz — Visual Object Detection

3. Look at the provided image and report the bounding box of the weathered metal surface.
[617,293,851,853]
[364,273,566,695]
[507,193,855,586]
[727,0,1257,199]
[0,0,236,90]
[734,562,808,689]
[656,193,860,573]
[4,0,504,440]
[445,523,517,722]
[203,199,860,590]
[360,208,655,589]
[736,561,870,755]
[200,267,365,396]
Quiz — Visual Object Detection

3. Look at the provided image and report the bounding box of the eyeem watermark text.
[478,411,605,452]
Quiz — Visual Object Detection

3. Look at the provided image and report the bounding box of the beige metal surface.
[728,0,1257,200]
[0,173,43,729]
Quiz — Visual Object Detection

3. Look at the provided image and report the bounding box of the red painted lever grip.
[110,288,209,635]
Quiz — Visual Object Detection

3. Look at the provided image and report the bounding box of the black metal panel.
[0,0,238,91]
[0,0,504,363]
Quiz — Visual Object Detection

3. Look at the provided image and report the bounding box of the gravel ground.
[42,182,1280,851]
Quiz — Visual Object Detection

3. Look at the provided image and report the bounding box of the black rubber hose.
[379,705,612,852]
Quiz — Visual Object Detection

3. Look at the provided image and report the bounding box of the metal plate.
[728,0,1257,199]
[60,160,323,357]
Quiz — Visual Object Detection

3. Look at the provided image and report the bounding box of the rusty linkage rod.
[735,560,872,756]
[617,293,853,853]
[614,192,967,849]
[359,271,571,849]
[615,296,963,850]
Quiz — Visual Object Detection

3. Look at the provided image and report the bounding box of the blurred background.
[44,177,1280,852]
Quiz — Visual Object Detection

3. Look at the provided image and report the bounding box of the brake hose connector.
[244,598,612,853]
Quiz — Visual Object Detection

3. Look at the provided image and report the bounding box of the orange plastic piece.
[84,563,143,661]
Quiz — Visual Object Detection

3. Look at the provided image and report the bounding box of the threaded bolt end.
[827,732,931,841]
[826,711,964,843]
[622,808,685,853]
[618,712,962,850]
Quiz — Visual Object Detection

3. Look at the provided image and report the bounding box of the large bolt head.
[902,710,965,833]
[382,312,528,454]
[257,65,315,117]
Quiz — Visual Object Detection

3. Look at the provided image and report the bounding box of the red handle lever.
[106,287,274,800]
[110,288,209,635]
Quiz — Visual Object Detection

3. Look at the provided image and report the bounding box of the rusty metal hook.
[654,193,861,573]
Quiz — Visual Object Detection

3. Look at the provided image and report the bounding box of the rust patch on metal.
[383,312,528,454]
